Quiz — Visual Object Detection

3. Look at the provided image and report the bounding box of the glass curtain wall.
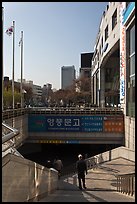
[126,23,135,117]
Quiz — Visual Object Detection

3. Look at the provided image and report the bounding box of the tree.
[22,84,33,105]
[48,76,91,107]
[3,89,12,108]
[3,88,21,109]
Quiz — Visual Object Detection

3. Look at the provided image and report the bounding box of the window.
[126,24,135,117]
[101,37,103,55]
[130,25,135,55]
[112,9,117,30]
[97,52,99,62]
[105,25,108,41]
[126,2,130,8]
[101,37,103,48]
[99,45,101,56]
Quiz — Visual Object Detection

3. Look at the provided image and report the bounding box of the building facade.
[21,80,43,106]
[122,2,135,151]
[61,65,76,89]
[42,83,52,105]
[91,2,121,107]
[79,52,93,78]
[91,2,135,151]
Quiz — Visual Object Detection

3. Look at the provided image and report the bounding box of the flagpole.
[2,7,4,112]
[20,31,23,108]
[12,20,15,109]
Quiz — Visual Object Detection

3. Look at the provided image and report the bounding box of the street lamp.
[19,31,23,108]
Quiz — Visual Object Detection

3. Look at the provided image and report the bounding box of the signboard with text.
[28,115,103,132]
[28,114,123,133]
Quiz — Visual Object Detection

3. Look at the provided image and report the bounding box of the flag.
[19,38,22,46]
[5,26,14,36]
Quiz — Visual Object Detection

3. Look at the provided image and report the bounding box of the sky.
[2,2,108,90]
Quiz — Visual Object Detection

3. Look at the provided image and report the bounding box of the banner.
[119,2,126,103]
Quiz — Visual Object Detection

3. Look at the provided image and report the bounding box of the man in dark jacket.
[76,154,87,190]
[53,157,63,179]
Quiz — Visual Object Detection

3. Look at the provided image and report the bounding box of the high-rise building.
[61,65,76,89]
[79,52,93,78]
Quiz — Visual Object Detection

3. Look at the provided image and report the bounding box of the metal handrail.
[115,172,135,197]
[2,122,23,158]
[61,156,98,177]
[2,122,19,144]
[28,107,123,115]
[2,107,124,120]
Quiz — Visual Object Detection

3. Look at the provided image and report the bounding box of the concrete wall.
[2,153,58,202]
[124,116,135,151]
[88,146,135,165]
[86,146,135,173]
[28,131,124,144]
[4,115,28,148]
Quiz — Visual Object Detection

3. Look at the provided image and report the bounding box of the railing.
[61,156,98,177]
[2,122,19,144]
[2,107,124,120]
[2,108,27,120]
[115,172,135,197]
[28,107,123,115]
[2,122,23,158]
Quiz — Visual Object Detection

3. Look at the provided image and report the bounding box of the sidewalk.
[38,157,135,202]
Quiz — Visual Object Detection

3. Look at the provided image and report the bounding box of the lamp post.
[12,20,15,109]
[19,31,23,108]
[2,7,4,111]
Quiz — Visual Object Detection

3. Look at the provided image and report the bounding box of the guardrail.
[28,107,123,115]
[115,172,135,197]
[2,108,27,120]
[61,156,98,177]
[2,122,22,158]
[2,107,124,120]
[2,122,19,144]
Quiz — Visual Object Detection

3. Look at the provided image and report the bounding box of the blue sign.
[28,115,46,132]
[81,116,103,132]
[46,116,81,132]
[123,2,135,24]
[28,115,103,132]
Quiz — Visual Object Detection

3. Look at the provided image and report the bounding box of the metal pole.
[12,21,15,109]
[2,7,4,111]
[20,31,23,108]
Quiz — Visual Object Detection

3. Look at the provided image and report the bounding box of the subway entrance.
[18,143,120,168]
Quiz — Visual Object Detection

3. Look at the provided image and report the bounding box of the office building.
[91,2,135,151]
[79,52,93,78]
[61,65,76,89]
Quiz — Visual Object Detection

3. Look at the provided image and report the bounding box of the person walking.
[46,160,52,168]
[53,157,63,179]
[76,154,87,190]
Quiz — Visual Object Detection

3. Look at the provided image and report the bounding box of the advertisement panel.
[104,116,124,133]
[28,115,103,132]
[28,115,124,133]
[119,2,126,103]
[81,116,103,132]
[28,115,46,132]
